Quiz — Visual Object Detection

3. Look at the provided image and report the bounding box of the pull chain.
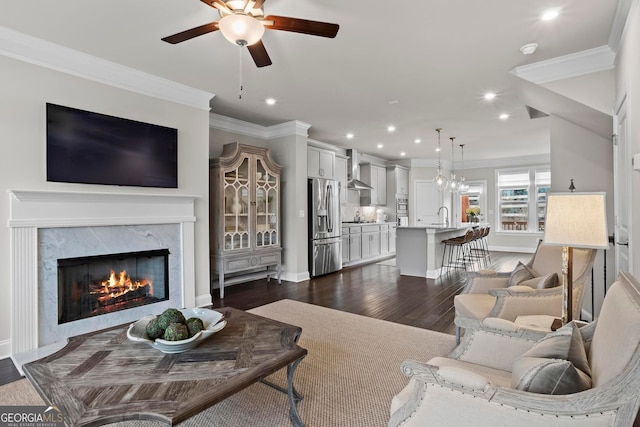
[238,45,243,100]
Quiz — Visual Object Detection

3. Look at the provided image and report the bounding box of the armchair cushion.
[428,357,512,388]
[454,294,496,321]
[508,261,537,286]
[519,272,559,290]
[511,323,591,394]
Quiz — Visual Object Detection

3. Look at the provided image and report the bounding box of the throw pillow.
[508,261,538,287]
[511,323,591,394]
[519,273,560,290]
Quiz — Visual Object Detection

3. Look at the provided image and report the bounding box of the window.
[496,167,550,232]
[457,181,486,223]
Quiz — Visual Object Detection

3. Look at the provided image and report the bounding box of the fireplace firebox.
[57,249,170,324]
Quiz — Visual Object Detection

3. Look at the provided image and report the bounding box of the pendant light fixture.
[458,143,469,194]
[432,128,449,191]
[449,137,460,193]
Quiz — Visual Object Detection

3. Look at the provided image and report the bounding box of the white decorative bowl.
[127,308,227,354]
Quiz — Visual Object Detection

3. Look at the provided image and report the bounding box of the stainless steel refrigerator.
[308,178,342,277]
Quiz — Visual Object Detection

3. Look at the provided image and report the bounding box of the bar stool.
[441,229,475,274]
[467,227,490,269]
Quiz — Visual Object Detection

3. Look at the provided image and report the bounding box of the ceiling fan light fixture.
[218,13,265,46]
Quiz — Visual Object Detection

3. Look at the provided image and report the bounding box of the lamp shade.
[543,192,609,249]
[218,14,265,46]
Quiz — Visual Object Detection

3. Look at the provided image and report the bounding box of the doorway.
[414,180,444,226]
[614,94,631,276]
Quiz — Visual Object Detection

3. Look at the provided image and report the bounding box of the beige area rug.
[0,300,455,427]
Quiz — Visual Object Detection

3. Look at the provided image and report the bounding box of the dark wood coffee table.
[22,307,307,426]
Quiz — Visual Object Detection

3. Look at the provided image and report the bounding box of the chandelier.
[432,128,449,191]
[458,143,469,194]
[449,137,460,193]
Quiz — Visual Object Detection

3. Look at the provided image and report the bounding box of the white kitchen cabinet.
[387,165,410,196]
[349,233,362,261]
[389,224,397,253]
[380,224,389,254]
[361,224,381,258]
[360,164,387,205]
[335,155,348,204]
[307,146,335,179]
[342,223,396,266]
[341,227,350,264]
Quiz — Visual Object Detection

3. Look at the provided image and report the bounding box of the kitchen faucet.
[437,206,449,227]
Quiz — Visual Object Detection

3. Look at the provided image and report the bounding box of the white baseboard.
[0,339,11,361]
[343,253,395,269]
[281,271,310,283]
[488,246,536,254]
[196,293,212,307]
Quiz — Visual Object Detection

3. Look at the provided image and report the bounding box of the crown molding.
[609,0,639,53]
[0,25,213,110]
[267,120,311,139]
[308,138,341,151]
[463,154,550,170]
[209,112,268,138]
[510,46,615,84]
[209,112,310,139]
[410,154,550,170]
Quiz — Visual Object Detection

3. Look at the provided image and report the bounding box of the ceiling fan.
[162,0,340,67]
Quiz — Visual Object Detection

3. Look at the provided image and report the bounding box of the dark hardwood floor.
[0,251,528,387]
[211,251,528,335]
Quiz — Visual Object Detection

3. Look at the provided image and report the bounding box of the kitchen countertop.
[397,224,472,232]
[342,221,396,225]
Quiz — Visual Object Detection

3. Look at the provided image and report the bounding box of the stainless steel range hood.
[346,149,373,190]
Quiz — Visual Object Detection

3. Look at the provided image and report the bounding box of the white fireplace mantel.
[8,189,199,356]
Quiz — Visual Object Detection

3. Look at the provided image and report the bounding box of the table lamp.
[542,192,609,323]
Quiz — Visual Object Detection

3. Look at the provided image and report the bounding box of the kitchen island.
[396,225,476,279]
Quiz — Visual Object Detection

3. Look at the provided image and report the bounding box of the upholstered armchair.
[454,243,596,343]
[388,272,640,427]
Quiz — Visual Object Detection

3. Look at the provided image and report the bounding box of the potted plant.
[465,206,481,223]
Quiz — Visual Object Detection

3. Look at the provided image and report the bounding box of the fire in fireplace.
[57,249,170,324]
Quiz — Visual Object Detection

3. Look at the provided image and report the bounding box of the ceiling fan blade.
[264,15,339,38]
[200,0,232,14]
[161,22,220,44]
[247,40,272,67]
[253,0,265,9]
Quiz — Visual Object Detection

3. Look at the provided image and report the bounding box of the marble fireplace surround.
[8,190,198,363]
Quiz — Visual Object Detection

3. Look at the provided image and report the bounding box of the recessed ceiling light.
[400,152,406,156]
[388,100,399,105]
[541,8,560,21]
[377,144,383,149]
[265,98,276,105]
[484,92,497,101]
[387,125,396,132]
[346,132,354,139]
[414,138,422,144]
[435,147,441,152]
[499,113,510,120]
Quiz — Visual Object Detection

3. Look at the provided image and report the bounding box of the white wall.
[542,70,615,116]
[615,0,640,275]
[0,54,211,358]
[549,114,615,318]
[268,132,310,281]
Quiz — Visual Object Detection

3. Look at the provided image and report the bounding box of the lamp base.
[561,246,574,324]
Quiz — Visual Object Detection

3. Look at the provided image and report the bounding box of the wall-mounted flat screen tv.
[46,103,178,188]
